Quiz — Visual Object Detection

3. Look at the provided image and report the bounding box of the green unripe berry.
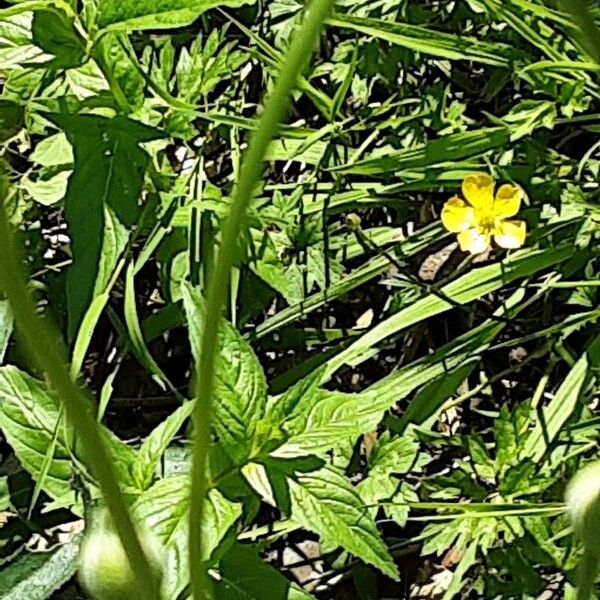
[78,508,164,600]
[566,460,600,550]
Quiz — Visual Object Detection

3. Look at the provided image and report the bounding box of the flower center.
[475,209,497,233]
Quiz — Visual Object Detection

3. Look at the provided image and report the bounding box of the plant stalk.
[187,1,336,597]
[0,180,160,600]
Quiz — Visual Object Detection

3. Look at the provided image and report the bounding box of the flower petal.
[494,184,523,219]
[462,174,495,210]
[457,228,491,255]
[494,220,526,249]
[441,196,475,233]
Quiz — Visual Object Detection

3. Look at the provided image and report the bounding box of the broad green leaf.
[0,366,137,505]
[97,0,256,32]
[0,14,46,71]
[273,388,390,457]
[31,9,85,69]
[47,113,162,338]
[0,539,79,600]
[30,132,73,167]
[0,299,12,363]
[182,283,267,461]
[0,366,77,503]
[134,476,241,597]
[21,170,70,206]
[286,465,399,580]
[214,543,314,600]
[134,401,195,489]
[523,336,600,462]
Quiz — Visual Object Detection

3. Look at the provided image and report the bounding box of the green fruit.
[566,460,600,550]
[78,508,163,600]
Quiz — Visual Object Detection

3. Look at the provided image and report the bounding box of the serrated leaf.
[273,388,393,457]
[214,543,314,600]
[285,465,398,580]
[98,0,256,32]
[0,366,138,505]
[182,284,267,461]
[134,476,241,597]
[357,433,425,523]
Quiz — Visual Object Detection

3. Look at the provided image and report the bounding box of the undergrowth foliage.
[0,0,599,599]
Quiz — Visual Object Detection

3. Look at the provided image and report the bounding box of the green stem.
[577,548,599,600]
[0,183,160,600]
[187,1,335,598]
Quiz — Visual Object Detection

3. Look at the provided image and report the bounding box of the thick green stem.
[0,183,160,600]
[187,1,335,597]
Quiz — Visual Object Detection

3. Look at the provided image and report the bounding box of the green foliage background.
[0,0,599,598]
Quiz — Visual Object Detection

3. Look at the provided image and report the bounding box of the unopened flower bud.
[78,508,164,600]
[566,461,600,549]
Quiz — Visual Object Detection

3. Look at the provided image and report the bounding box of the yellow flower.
[441,174,527,255]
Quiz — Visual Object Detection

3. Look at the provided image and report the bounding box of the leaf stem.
[0,180,160,600]
[187,1,336,597]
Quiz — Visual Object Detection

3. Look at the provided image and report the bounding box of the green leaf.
[328,14,521,67]
[97,0,257,32]
[357,433,427,526]
[95,33,146,110]
[0,13,46,71]
[0,366,138,504]
[0,366,76,503]
[0,99,23,141]
[31,9,86,68]
[274,387,391,457]
[182,283,267,461]
[335,127,510,176]
[523,336,600,462]
[327,246,572,376]
[286,465,399,580]
[46,113,163,338]
[134,401,195,489]
[0,539,79,600]
[134,476,242,597]
[124,261,172,390]
[214,543,314,600]
[30,133,73,167]
[270,291,526,456]
[21,170,70,206]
